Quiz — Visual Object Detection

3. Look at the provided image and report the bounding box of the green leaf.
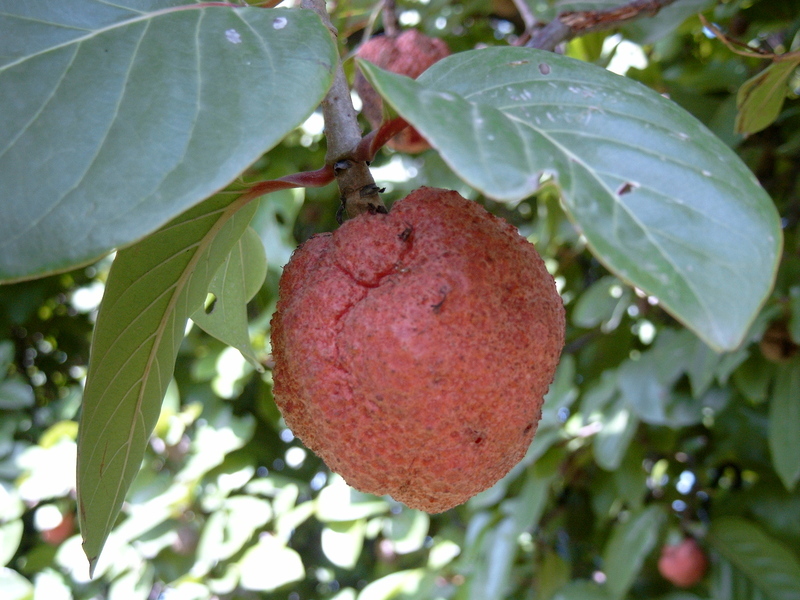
[77,193,257,573]
[593,400,639,471]
[191,226,267,368]
[0,2,336,283]
[0,568,33,600]
[238,535,305,592]
[602,505,664,599]
[735,58,800,135]
[553,581,611,600]
[618,329,729,426]
[537,550,571,600]
[0,520,23,567]
[712,555,770,600]
[768,359,800,491]
[789,286,800,344]
[707,516,800,600]
[194,496,272,577]
[467,459,558,600]
[359,48,782,351]
[572,276,631,330]
[321,520,368,569]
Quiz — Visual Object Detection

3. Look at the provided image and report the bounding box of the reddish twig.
[352,118,412,163]
[239,166,335,204]
[527,0,679,51]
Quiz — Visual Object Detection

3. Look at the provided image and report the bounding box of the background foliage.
[2,0,800,599]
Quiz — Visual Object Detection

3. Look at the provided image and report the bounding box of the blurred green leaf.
[316,476,389,523]
[466,460,557,599]
[572,276,631,330]
[108,562,153,600]
[736,58,800,135]
[540,355,579,429]
[0,379,34,410]
[618,330,729,426]
[0,567,33,600]
[602,505,664,599]
[194,496,271,576]
[250,190,304,268]
[16,438,76,502]
[357,569,425,600]
[238,534,305,591]
[0,341,13,372]
[383,509,429,555]
[33,568,71,600]
[321,520,367,569]
[553,580,612,600]
[789,287,800,344]
[77,194,257,572]
[711,555,769,600]
[0,519,22,567]
[360,48,782,351]
[538,550,571,600]
[0,2,336,282]
[594,400,638,471]
[708,516,800,600]
[191,227,267,369]
[768,359,800,491]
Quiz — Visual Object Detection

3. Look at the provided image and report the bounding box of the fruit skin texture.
[355,29,450,153]
[658,538,708,588]
[270,187,565,513]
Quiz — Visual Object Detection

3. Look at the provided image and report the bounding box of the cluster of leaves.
[1,0,800,599]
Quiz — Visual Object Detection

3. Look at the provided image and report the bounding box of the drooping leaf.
[359,48,782,351]
[707,516,800,600]
[736,58,800,135]
[602,505,664,599]
[77,193,257,573]
[768,359,800,491]
[0,1,336,283]
[191,226,267,368]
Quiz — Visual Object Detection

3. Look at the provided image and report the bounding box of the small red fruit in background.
[41,511,76,546]
[658,538,708,588]
[355,29,451,153]
[270,187,565,512]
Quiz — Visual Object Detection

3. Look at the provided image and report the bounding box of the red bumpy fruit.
[658,538,709,588]
[355,29,451,153]
[270,188,565,512]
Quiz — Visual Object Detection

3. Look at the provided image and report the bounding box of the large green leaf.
[602,505,664,599]
[768,359,800,491]
[76,193,257,573]
[707,516,800,600]
[191,226,267,368]
[0,1,336,283]
[359,48,782,351]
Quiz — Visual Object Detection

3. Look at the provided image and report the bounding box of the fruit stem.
[382,0,399,37]
[301,0,387,219]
